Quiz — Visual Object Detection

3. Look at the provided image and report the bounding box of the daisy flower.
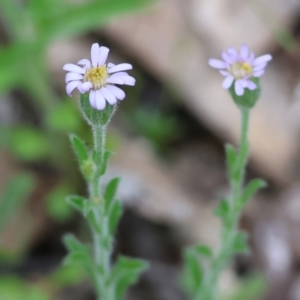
[63,43,135,110]
[208,44,272,96]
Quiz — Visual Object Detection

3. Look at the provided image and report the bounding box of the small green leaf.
[63,234,87,252]
[0,173,35,233]
[108,199,123,235]
[99,150,112,176]
[239,179,267,207]
[181,247,203,296]
[214,198,230,221]
[193,245,213,257]
[66,195,88,212]
[233,231,249,254]
[104,177,121,211]
[69,134,88,163]
[109,256,148,300]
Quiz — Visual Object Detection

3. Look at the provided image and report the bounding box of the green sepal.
[232,231,249,255]
[229,77,261,108]
[69,134,88,163]
[237,179,267,209]
[79,93,116,126]
[108,256,148,300]
[193,244,213,258]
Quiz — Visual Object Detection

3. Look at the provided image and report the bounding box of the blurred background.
[1,0,300,299]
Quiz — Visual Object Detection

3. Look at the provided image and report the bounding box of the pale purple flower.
[63,43,135,110]
[208,44,272,96]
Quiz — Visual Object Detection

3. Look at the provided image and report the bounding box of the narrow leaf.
[233,231,249,254]
[240,179,267,207]
[99,150,112,175]
[108,199,123,235]
[69,134,88,163]
[214,198,230,222]
[104,177,121,211]
[66,195,88,213]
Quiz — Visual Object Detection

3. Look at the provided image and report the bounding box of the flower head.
[208,44,272,96]
[63,43,135,110]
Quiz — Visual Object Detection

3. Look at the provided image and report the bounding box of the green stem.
[194,108,251,300]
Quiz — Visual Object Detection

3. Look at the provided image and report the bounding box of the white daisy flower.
[63,43,135,110]
[208,44,272,96]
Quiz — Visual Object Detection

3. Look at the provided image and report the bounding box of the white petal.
[112,71,129,77]
[253,54,272,66]
[107,63,115,68]
[221,51,229,62]
[219,70,229,76]
[77,59,91,69]
[89,90,97,109]
[63,64,85,74]
[222,76,234,89]
[240,44,249,59]
[253,70,265,77]
[248,52,255,63]
[101,87,117,105]
[98,47,109,66]
[106,85,125,100]
[234,80,244,96]
[239,79,248,88]
[91,43,100,67]
[108,63,132,73]
[122,76,136,86]
[65,72,83,83]
[106,76,124,85]
[66,81,80,96]
[208,59,226,69]
[253,62,267,71]
[247,80,257,90]
[95,90,106,110]
[81,81,93,92]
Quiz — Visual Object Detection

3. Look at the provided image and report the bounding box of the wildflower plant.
[62,43,148,300]
[181,44,272,300]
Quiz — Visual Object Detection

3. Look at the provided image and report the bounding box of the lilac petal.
[208,59,226,69]
[107,63,115,68]
[122,76,136,86]
[219,70,229,76]
[66,81,80,96]
[113,71,129,77]
[248,52,255,64]
[222,76,234,89]
[234,80,244,96]
[101,87,117,105]
[89,90,97,109]
[253,62,267,71]
[106,85,125,100]
[253,70,265,77]
[240,44,249,59]
[253,54,272,66]
[108,63,133,73]
[227,47,237,55]
[98,47,109,66]
[239,79,249,88]
[81,81,93,92]
[91,43,100,67]
[221,51,230,62]
[95,90,106,110]
[63,64,85,74]
[65,72,83,83]
[77,59,91,69]
[106,76,124,85]
[247,80,257,90]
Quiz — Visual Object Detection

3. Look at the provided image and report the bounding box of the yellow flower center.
[84,66,108,89]
[229,62,252,79]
